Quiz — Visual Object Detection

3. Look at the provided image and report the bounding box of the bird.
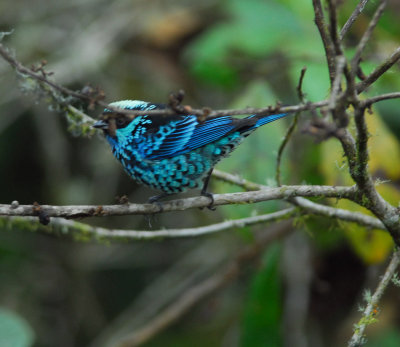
[93,100,289,207]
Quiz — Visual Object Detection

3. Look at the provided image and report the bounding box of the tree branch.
[275,66,305,186]
[348,250,400,347]
[275,115,299,187]
[0,185,356,218]
[312,0,336,83]
[332,94,400,246]
[356,46,400,93]
[0,40,329,119]
[213,169,386,231]
[327,0,342,55]
[0,209,295,241]
[2,35,397,125]
[291,197,384,230]
[3,192,388,243]
[329,55,347,111]
[364,91,400,106]
[340,0,371,40]
[0,42,95,103]
[351,0,387,74]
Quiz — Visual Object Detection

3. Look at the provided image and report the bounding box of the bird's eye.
[116,118,126,128]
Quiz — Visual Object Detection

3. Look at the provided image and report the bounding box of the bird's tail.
[250,113,288,128]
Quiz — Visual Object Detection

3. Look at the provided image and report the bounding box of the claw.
[200,190,216,211]
[148,193,169,212]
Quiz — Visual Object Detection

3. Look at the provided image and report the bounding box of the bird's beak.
[93,119,108,129]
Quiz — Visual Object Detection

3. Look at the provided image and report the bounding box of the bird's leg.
[148,193,169,204]
[148,192,170,212]
[145,193,170,228]
[200,169,216,210]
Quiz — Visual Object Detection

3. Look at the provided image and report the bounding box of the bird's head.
[93,100,155,136]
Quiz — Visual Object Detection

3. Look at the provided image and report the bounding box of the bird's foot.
[200,190,216,211]
[148,193,169,213]
[144,194,169,227]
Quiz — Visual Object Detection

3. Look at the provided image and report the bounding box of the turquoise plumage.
[93,100,288,203]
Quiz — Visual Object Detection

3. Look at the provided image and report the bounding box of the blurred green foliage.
[366,329,400,347]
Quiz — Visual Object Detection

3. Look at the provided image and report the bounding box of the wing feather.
[145,116,197,159]
[143,113,287,160]
[146,116,238,159]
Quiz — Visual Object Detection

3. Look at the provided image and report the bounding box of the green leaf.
[0,308,34,347]
[240,243,282,347]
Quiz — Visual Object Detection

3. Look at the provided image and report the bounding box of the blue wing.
[184,116,237,150]
[145,113,288,160]
[145,116,198,159]
[146,116,237,160]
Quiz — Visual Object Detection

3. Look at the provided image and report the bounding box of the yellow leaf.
[319,110,399,264]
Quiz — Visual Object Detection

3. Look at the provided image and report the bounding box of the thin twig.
[351,0,388,73]
[4,35,396,122]
[212,169,262,191]
[348,250,400,347]
[330,57,354,129]
[327,0,357,101]
[364,91,400,106]
[340,0,370,40]
[0,41,329,118]
[1,209,295,241]
[275,67,306,186]
[291,197,385,230]
[356,47,400,93]
[212,169,386,231]
[0,43,95,103]
[327,0,342,54]
[329,55,347,111]
[296,66,307,101]
[66,105,97,124]
[275,116,298,187]
[312,0,336,83]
